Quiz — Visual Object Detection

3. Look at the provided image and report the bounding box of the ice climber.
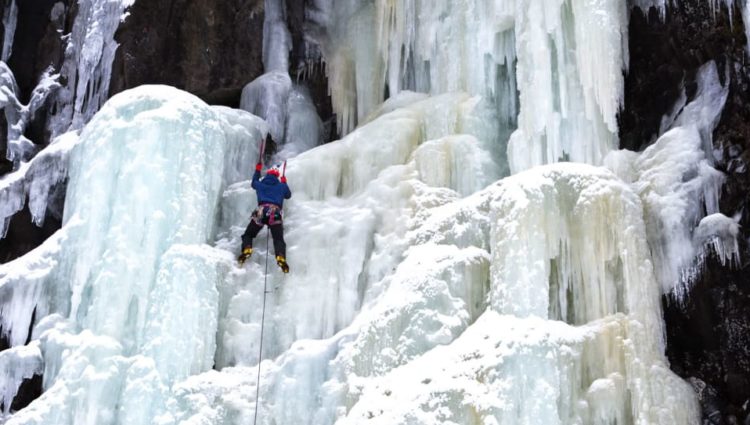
[237,161,291,273]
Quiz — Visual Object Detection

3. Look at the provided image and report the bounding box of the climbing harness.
[251,203,283,226]
[253,229,271,425]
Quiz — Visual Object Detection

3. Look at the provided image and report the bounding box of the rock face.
[622,2,750,422]
[109,0,265,107]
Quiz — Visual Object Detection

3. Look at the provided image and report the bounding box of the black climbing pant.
[241,204,286,257]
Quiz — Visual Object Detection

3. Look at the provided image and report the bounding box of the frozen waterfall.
[1,84,701,424]
[0,0,736,424]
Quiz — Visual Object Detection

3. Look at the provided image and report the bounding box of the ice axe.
[257,136,266,165]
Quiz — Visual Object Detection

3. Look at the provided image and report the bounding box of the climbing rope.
[253,229,271,425]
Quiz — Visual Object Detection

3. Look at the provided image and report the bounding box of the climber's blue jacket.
[252,170,291,208]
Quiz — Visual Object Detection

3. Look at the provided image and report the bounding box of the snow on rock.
[343,313,697,425]
[0,221,74,349]
[626,127,724,297]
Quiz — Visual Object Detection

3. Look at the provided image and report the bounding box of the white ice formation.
[306,0,627,172]
[0,131,78,238]
[0,0,741,424]
[0,63,61,168]
[240,0,323,157]
[1,86,267,423]
[693,212,741,268]
[605,61,731,300]
[0,83,702,424]
[47,0,135,138]
[0,0,133,240]
[0,63,68,238]
[1,0,17,62]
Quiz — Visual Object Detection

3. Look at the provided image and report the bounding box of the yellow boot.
[237,247,253,265]
[276,255,289,273]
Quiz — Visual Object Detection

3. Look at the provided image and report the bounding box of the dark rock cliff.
[109,0,265,107]
[622,2,750,422]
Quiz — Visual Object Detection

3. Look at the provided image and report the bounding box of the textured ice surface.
[240,0,322,155]
[0,131,77,238]
[48,0,135,137]
[0,62,61,168]
[164,161,699,425]
[605,61,729,300]
[0,86,266,424]
[693,212,741,268]
[0,343,42,416]
[1,0,17,62]
[306,0,627,174]
[263,0,292,73]
[1,84,702,424]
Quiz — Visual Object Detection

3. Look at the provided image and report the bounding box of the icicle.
[693,212,741,267]
[1,0,17,62]
[0,343,42,416]
[0,131,78,239]
[307,0,518,139]
[507,0,628,173]
[240,0,324,153]
[708,0,737,25]
[48,0,135,137]
[631,0,669,17]
[0,63,61,168]
[263,0,292,73]
[240,71,293,143]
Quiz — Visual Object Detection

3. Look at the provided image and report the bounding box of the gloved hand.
[255,163,262,171]
[281,176,287,183]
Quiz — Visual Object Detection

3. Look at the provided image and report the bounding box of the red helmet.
[266,166,281,177]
